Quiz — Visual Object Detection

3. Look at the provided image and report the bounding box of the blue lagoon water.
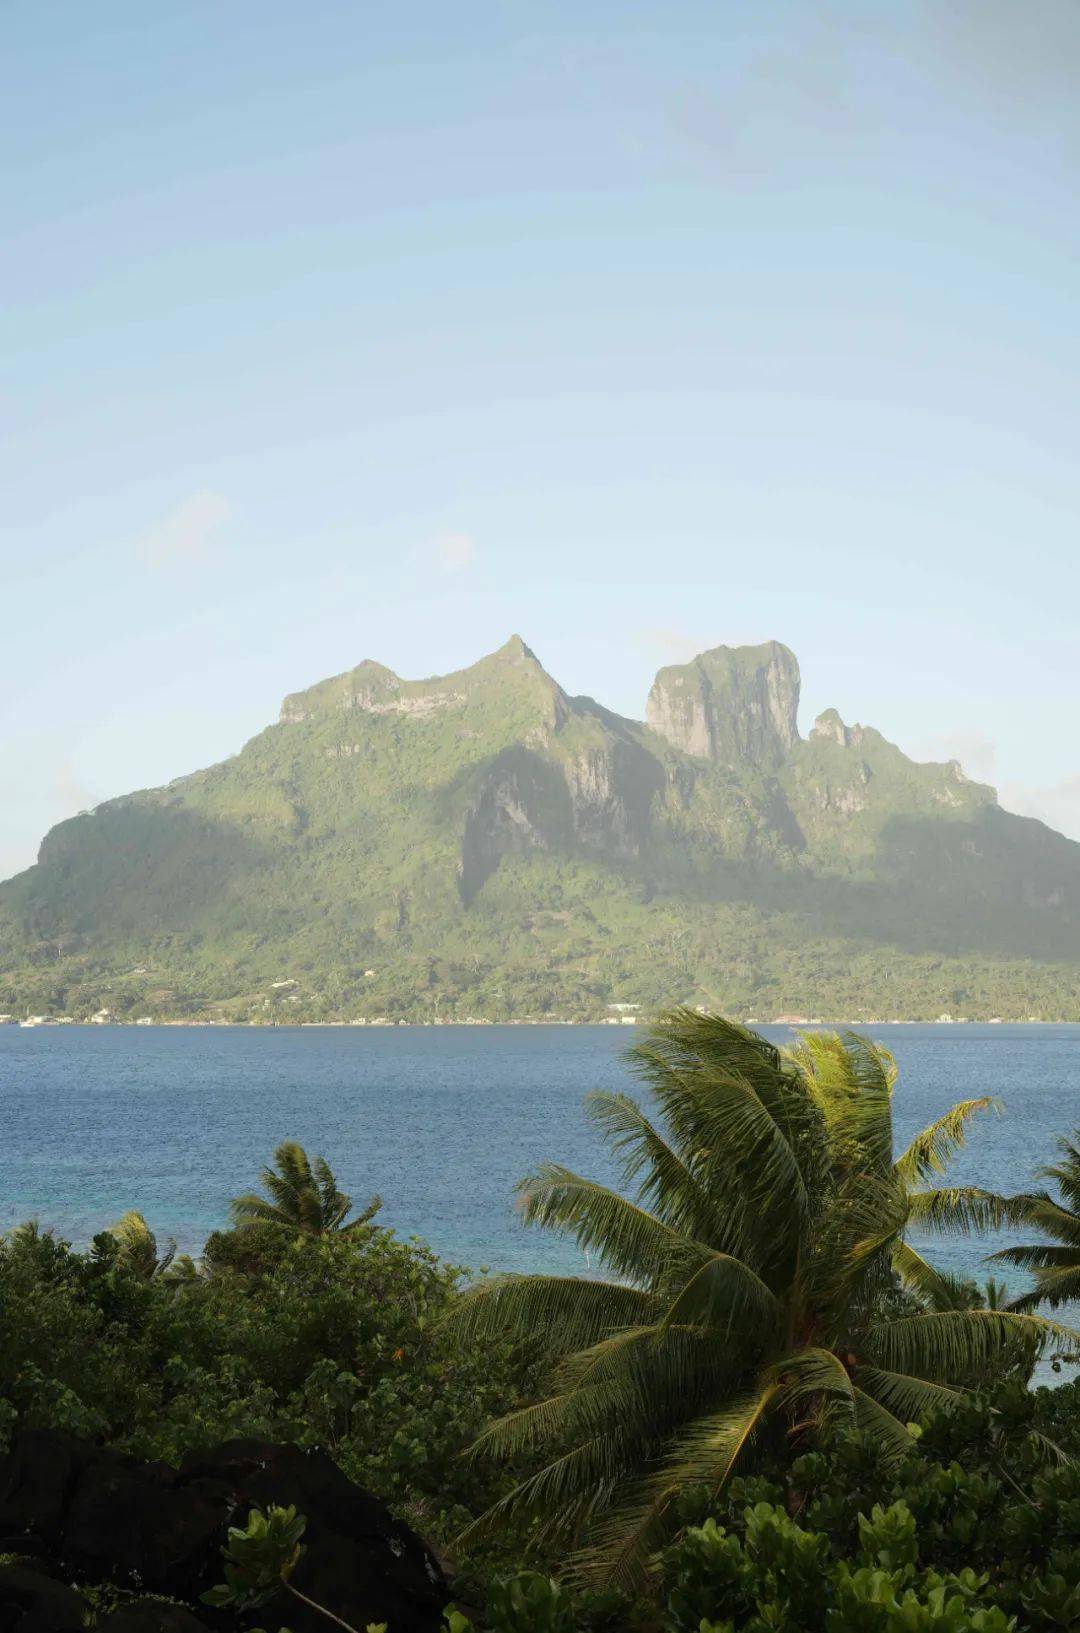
[2,1024,1079,1289]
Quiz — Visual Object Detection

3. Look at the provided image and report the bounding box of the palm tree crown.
[105,1210,197,1281]
[231,1141,381,1236]
[451,1012,1074,1586]
[991,1132,1080,1311]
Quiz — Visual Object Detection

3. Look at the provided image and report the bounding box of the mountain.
[4,635,1080,1022]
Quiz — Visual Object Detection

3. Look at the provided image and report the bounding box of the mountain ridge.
[3,636,1079,1022]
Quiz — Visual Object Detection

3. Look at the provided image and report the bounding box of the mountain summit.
[3,638,1079,1021]
[646,641,801,767]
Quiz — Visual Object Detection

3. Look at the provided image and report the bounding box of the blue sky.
[4,0,1080,879]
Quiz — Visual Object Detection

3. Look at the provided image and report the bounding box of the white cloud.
[434,532,477,574]
[135,489,233,568]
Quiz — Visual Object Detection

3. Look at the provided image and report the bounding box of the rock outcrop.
[646,641,801,768]
[0,1432,445,1633]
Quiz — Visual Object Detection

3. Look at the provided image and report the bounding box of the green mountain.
[4,635,1080,1021]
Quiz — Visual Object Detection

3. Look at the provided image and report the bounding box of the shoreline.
[4,1016,1079,1030]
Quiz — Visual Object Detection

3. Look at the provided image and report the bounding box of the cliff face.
[3,634,1080,1020]
[646,641,801,769]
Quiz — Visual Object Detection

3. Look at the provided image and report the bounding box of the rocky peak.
[646,640,801,769]
[810,708,854,747]
[279,660,401,723]
[277,638,569,728]
[498,633,538,664]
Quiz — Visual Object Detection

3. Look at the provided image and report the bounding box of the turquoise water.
[2,1024,1078,1289]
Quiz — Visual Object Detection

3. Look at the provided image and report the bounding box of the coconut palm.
[231,1141,381,1237]
[451,1012,1074,1586]
[785,1030,1007,1307]
[990,1132,1080,1312]
[106,1210,197,1281]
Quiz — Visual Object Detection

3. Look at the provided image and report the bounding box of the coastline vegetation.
[3,1013,1080,1632]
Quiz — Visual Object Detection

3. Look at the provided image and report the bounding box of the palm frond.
[988,1243,1080,1270]
[891,1238,965,1308]
[906,1186,1019,1236]
[1005,1266,1080,1314]
[446,1272,660,1350]
[629,1013,814,1239]
[855,1363,964,1423]
[895,1098,999,1187]
[868,1307,1078,1376]
[851,1386,916,1464]
[768,1345,856,1420]
[341,1194,383,1228]
[999,1190,1080,1246]
[457,1437,621,1551]
[583,1384,779,1589]
[229,1194,296,1232]
[584,1091,741,1251]
[108,1210,169,1280]
[658,1248,782,1341]
[516,1166,693,1284]
[789,1030,897,1177]
[1038,1136,1080,1212]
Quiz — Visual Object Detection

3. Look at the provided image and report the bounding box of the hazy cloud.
[912,730,998,783]
[912,728,1080,842]
[135,489,233,569]
[434,532,477,574]
[1000,775,1080,843]
[52,759,100,817]
[635,626,709,663]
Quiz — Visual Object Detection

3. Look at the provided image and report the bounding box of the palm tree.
[106,1210,199,1281]
[990,1132,1080,1312]
[451,1012,1074,1586]
[231,1141,381,1237]
[784,1031,1007,1307]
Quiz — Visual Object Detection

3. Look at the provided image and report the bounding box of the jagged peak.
[496,633,538,663]
[810,708,852,747]
[688,637,798,671]
[276,636,569,728]
[646,639,801,768]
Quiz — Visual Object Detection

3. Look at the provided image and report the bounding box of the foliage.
[991,1131,1080,1312]
[201,1505,307,1613]
[449,1014,1075,1585]
[0,1208,532,1544]
[231,1141,382,1237]
[663,1499,1014,1633]
[102,1210,188,1280]
[2,1065,1080,1629]
[483,1573,575,1633]
[654,1390,1080,1633]
[203,1506,393,1633]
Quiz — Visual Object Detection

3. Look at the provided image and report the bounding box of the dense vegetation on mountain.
[4,637,1080,1020]
[2,1016,1080,1632]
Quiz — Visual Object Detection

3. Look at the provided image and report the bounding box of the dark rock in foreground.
[0,1431,446,1633]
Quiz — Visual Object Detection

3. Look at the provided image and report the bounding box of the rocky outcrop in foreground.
[0,1431,445,1633]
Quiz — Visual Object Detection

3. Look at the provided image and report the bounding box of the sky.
[4,0,1080,880]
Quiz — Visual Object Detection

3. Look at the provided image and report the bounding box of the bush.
[0,1219,535,1544]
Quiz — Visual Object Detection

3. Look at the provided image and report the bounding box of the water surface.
[3,1023,1078,1291]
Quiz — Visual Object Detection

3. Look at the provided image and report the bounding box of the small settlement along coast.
[1,1005,1031,1029]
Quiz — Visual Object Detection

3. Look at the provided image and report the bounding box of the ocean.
[2,1022,1079,1294]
